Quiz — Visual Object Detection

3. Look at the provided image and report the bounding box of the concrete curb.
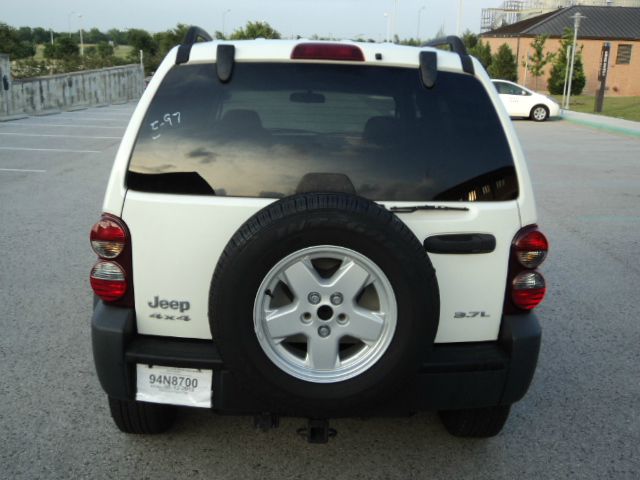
[0,114,29,122]
[561,110,640,139]
[33,109,62,117]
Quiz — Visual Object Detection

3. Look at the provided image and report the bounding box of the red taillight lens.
[291,43,365,61]
[90,214,133,307]
[505,225,549,313]
[90,216,127,259]
[90,261,127,302]
[512,271,546,310]
[515,229,548,268]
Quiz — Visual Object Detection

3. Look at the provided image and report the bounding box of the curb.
[561,112,640,139]
[0,114,29,122]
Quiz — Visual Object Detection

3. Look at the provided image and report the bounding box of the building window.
[616,44,632,65]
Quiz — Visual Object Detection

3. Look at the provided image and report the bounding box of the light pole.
[78,14,84,56]
[456,0,463,36]
[68,11,75,37]
[222,9,231,38]
[417,5,426,41]
[392,0,399,43]
[384,13,391,43]
[565,12,586,110]
[561,45,572,109]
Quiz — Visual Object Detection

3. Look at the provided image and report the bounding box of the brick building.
[481,6,640,96]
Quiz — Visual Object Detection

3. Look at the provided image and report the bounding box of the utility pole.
[393,0,399,43]
[565,12,586,110]
[78,14,84,56]
[561,45,572,110]
[384,13,391,43]
[417,5,426,41]
[595,42,611,113]
[456,0,463,36]
[222,9,231,38]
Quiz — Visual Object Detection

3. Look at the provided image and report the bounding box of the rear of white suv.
[90,30,547,441]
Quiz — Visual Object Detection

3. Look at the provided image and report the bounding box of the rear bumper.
[92,301,540,414]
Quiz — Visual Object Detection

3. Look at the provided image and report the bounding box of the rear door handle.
[424,234,496,254]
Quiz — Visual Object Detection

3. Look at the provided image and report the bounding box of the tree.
[230,21,281,40]
[107,28,128,45]
[96,41,114,58]
[467,38,491,68]
[488,43,517,81]
[547,27,586,96]
[85,28,108,44]
[32,27,50,44]
[153,24,189,57]
[127,29,158,56]
[43,36,79,59]
[524,35,555,90]
[0,23,36,59]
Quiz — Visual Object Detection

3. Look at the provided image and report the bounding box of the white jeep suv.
[90,30,548,442]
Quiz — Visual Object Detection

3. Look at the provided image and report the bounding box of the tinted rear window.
[127,63,517,201]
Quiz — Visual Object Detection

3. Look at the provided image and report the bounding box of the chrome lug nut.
[308,292,321,305]
[318,325,331,338]
[330,293,343,305]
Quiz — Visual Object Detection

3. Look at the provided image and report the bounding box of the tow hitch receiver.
[297,419,337,444]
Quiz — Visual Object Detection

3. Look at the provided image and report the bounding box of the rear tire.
[439,405,511,437]
[530,105,549,122]
[108,397,176,434]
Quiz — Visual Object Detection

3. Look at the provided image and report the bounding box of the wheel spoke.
[329,259,370,301]
[306,335,340,370]
[282,259,321,300]
[264,304,304,341]
[342,308,385,343]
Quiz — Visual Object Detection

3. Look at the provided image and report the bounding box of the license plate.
[136,364,212,408]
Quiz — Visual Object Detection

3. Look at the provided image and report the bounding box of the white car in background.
[492,79,560,122]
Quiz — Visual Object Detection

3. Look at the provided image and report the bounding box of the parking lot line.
[0,147,101,153]
[0,168,47,173]
[0,132,121,140]
[5,123,125,130]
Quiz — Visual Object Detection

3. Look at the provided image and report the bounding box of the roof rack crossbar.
[176,26,213,65]
[421,35,475,76]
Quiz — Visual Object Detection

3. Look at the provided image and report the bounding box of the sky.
[2,0,507,40]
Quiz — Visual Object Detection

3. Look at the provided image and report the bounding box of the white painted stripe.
[0,168,46,173]
[0,147,101,153]
[0,132,121,140]
[53,117,128,122]
[8,123,124,129]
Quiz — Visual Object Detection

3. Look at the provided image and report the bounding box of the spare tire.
[209,193,439,415]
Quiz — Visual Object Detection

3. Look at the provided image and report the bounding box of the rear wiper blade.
[388,205,469,213]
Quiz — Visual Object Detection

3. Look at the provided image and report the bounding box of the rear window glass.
[127,63,517,201]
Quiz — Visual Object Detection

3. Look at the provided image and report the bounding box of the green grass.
[551,95,640,122]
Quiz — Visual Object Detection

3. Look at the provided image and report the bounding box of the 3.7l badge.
[454,311,491,318]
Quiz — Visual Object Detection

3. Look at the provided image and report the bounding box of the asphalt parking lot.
[1,106,639,479]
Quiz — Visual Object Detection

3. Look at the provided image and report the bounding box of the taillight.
[90,261,127,301]
[90,217,126,259]
[505,226,548,313]
[89,214,133,306]
[515,230,548,268]
[291,43,365,61]
[512,271,546,310]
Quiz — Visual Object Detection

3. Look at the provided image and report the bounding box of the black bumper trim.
[91,301,540,412]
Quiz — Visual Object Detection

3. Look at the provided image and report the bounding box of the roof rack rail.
[422,35,474,76]
[176,26,213,65]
